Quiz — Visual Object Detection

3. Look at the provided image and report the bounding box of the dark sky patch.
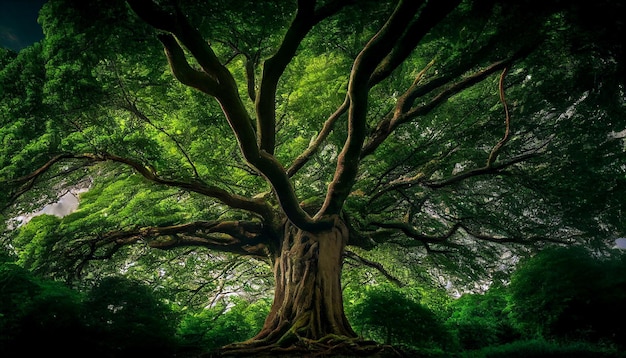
[0,0,47,51]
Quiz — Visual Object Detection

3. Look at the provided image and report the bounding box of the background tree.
[83,276,179,356]
[0,257,86,356]
[1,0,624,355]
[0,256,181,357]
[508,246,626,347]
[445,285,518,351]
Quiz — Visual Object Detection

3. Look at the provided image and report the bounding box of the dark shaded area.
[0,257,179,357]
[1,247,625,357]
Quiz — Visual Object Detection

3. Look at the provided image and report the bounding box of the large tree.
[1,0,624,355]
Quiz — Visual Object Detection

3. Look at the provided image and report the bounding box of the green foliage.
[508,246,626,346]
[445,286,519,350]
[1,0,625,354]
[0,260,86,356]
[177,297,270,352]
[83,276,179,356]
[346,284,450,349]
[0,261,181,357]
[459,338,625,358]
[12,214,59,262]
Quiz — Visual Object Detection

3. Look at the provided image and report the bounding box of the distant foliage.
[0,257,179,357]
[0,258,85,356]
[445,285,520,350]
[461,338,623,358]
[82,276,179,357]
[177,297,270,352]
[508,246,626,347]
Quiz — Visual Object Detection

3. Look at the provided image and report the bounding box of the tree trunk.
[221,217,367,355]
[256,216,356,344]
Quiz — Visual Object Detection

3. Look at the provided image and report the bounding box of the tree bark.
[258,216,355,344]
[222,216,359,355]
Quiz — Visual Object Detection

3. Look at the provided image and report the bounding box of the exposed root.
[211,335,407,357]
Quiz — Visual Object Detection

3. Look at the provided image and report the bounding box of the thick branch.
[256,0,316,154]
[128,1,329,231]
[319,0,423,217]
[110,152,327,232]
[256,0,353,154]
[369,0,460,87]
[158,34,220,96]
[95,153,281,222]
[4,153,277,222]
[287,0,450,178]
[362,58,511,158]
[97,221,268,257]
[128,1,258,166]
[253,152,333,231]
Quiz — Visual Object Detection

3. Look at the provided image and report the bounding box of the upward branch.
[256,0,316,154]
[318,0,425,217]
[127,0,336,231]
[256,0,354,154]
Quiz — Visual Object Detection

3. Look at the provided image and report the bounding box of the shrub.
[347,284,450,349]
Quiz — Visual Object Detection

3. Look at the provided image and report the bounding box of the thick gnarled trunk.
[256,218,356,345]
[221,218,364,355]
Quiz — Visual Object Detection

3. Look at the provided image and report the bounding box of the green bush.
[347,284,451,349]
[0,261,86,356]
[508,246,626,346]
[82,276,179,357]
[446,286,519,350]
[460,338,625,358]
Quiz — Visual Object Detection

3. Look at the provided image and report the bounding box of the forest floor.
[198,343,416,358]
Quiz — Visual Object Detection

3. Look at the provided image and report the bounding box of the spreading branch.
[94,220,267,255]
[3,153,277,223]
[423,146,546,189]
[70,221,268,276]
[127,0,336,231]
[362,58,512,158]
[344,250,404,287]
[368,220,571,250]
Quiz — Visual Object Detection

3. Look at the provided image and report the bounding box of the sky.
[0,0,47,51]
